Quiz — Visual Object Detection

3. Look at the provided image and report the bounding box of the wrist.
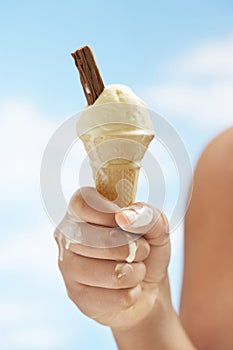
[112,274,173,343]
[112,275,195,350]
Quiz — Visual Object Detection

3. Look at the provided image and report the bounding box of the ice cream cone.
[80,124,154,207]
[76,84,155,207]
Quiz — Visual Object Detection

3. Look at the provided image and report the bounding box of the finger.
[115,203,169,246]
[68,237,150,262]
[55,213,146,252]
[59,249,146,289]
[69,187,119,227]
[67,283,142,325]
[115,203,170,284]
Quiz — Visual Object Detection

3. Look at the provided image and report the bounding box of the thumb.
[115,203,170,285]
[115,203,169,246]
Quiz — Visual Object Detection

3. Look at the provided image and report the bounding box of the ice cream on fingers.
[72,46,155,208]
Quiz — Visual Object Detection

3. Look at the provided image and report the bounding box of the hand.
[54,187,170,331]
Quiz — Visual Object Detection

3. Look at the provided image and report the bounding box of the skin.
[180,127,233,349]
[55,127,233,349]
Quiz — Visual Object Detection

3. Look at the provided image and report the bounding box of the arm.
[180,128,233,350]
[56,187,196,350]
[112,276,196,350]
[112,211,196,350]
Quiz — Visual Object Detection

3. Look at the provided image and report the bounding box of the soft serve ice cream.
[77,84,154,136]
[76,84,155,208]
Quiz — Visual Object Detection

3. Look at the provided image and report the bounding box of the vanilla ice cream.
[76,84,154,136]
[76,84,155,207]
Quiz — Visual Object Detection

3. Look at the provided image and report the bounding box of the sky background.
[0,1,233,349]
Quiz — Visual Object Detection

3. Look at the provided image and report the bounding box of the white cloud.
[175,35,233,77]
[145,82,233,127]
[0,98,86,220]
[3,327,63,350]
[1,322,66,350]
[143,35,233,129]
[0,100,56,203]
[0,225,67,349]
[0,222,58,277]
[0,300,37,327]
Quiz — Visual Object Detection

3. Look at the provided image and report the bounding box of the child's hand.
[55,187,170,331]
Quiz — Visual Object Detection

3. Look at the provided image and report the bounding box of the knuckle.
[57,252,68,272]
[58,258,63,272]
[66,285,75,301]
[123,285,140,308]
[153,209,168,232]
[66,283,85,303]
[139,238,150,260]
[122,291,133,308]
[69,189,86,216]
[160,211,169,232]
[148,208,170,240]
[138,262,146,280]
[57,251,74,277]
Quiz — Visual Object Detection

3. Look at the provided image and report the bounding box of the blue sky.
[1,0,233,116]
[0,1,233,349]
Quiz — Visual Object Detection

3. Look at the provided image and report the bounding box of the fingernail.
[116,209,138,226]
[116,204,154,229]
[115,263,133,279]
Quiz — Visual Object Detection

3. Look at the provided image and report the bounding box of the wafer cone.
[80,124,154,207]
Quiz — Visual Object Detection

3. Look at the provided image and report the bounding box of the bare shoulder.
[180,127,233,350]
[191,127,233,223]
[197,127,233,180]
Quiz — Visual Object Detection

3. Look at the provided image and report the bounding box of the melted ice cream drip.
[126,241,138,263]
[55,213,83,261]
[54,230,75,261]
[65,239,71,250]
[54,230,65,261]
[130,205,154,228]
